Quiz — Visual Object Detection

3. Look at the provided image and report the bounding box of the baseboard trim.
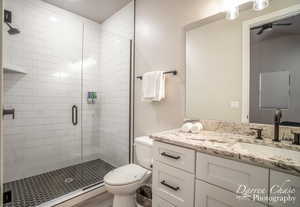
[55,186,110,207]
[37,183,110,207]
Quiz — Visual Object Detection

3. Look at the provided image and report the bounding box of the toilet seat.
[104,164,149,186]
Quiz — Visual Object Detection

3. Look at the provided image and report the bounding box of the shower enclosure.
[2,0,134,206]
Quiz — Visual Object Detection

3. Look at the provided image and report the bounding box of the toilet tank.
[135,136,153,170]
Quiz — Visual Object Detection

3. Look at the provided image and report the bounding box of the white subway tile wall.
[3,0,134,183]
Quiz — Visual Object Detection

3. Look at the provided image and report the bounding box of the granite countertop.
[150,129,300,176]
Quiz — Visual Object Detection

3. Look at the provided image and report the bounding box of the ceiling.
[42,0,132,23]
[251,14,300,42]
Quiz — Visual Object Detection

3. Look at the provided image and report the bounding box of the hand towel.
[191,122,203,134]
[142,71,165,101]
[181,122,193,133]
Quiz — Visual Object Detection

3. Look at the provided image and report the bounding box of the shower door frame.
[0,0,4,205]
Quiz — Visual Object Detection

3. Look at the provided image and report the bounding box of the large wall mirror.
[186,0,300,126]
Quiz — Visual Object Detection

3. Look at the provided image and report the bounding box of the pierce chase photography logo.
[236,179,296,204]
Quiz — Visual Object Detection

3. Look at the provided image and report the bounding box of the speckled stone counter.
[150,129,300,176]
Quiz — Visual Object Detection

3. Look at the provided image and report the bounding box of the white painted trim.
[242,4,300,123]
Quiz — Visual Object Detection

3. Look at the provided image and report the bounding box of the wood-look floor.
[74,195,113,207]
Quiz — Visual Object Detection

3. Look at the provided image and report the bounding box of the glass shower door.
[3,4,83,205]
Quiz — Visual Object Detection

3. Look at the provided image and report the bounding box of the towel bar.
[136,70,177,80]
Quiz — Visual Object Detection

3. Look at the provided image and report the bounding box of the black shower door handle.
[72,105,78,126]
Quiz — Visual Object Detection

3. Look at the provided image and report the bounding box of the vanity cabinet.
[196,153,269,199]
[195,180,266,207]
[269,170,300,207]
[153,161,195,207]
[153,195,176,207]
[153,141,195,173]
[152,141,299,207]
[153,141,195,207]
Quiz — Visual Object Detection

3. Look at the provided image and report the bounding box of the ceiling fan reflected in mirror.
[251,22,293,35]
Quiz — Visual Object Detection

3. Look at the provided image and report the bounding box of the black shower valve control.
[4,10,12,23]
[3,109,15,119]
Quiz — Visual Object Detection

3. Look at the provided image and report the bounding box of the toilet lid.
[104,164,148,186]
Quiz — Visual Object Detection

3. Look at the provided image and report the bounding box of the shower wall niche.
[2,0,133,206]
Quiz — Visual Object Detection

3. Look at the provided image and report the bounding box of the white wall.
[3,0,133,182]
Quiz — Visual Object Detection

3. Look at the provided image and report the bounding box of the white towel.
[142,71,165,101]
[181,122,193,133]
[191,122,203,134]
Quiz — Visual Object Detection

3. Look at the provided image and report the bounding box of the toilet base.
[113,194,136,207]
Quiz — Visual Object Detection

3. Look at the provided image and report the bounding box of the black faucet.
[273,109,282,142]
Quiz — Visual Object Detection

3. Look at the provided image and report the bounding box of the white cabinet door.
[153,195,176,207]
[153,161,195,207]
[269,170,300,207]
[196,152,269,200]
[154,141,195,173]
[195,180,266,207]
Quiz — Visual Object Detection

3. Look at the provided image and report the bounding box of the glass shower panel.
[81,25,132,183]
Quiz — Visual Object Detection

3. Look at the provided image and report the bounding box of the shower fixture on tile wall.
[4,10,21,35]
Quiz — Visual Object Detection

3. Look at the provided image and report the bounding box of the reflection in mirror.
[259,71,290,109]
[250,14,300,125]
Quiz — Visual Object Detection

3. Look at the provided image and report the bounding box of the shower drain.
[64,178,74,183]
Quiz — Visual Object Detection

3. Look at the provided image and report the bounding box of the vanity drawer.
[196,153,269,198]
[195,180,266,207]
[153,195,176,207]
[154,141,195,173]
[153,161,194,207]
[269,170,300,207]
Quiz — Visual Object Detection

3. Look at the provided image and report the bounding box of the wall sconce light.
[226,6,240,20]
[225,0,271,20]
[224,0,240,20]
[253,0,269,11]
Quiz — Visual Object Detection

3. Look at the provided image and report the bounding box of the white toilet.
[104,136,153,207]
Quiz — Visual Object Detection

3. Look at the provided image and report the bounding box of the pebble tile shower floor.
[3,159,115,207]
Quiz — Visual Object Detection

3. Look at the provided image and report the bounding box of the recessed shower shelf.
[3,65,27,74]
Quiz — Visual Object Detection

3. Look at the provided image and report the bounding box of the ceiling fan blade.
[251,25,263,30]
[273,23,292,26]
[257,27,265,35]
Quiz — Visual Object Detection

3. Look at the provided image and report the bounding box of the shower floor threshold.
[3,159,115,207]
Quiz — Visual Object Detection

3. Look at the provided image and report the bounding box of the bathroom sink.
[234,142,300,162]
